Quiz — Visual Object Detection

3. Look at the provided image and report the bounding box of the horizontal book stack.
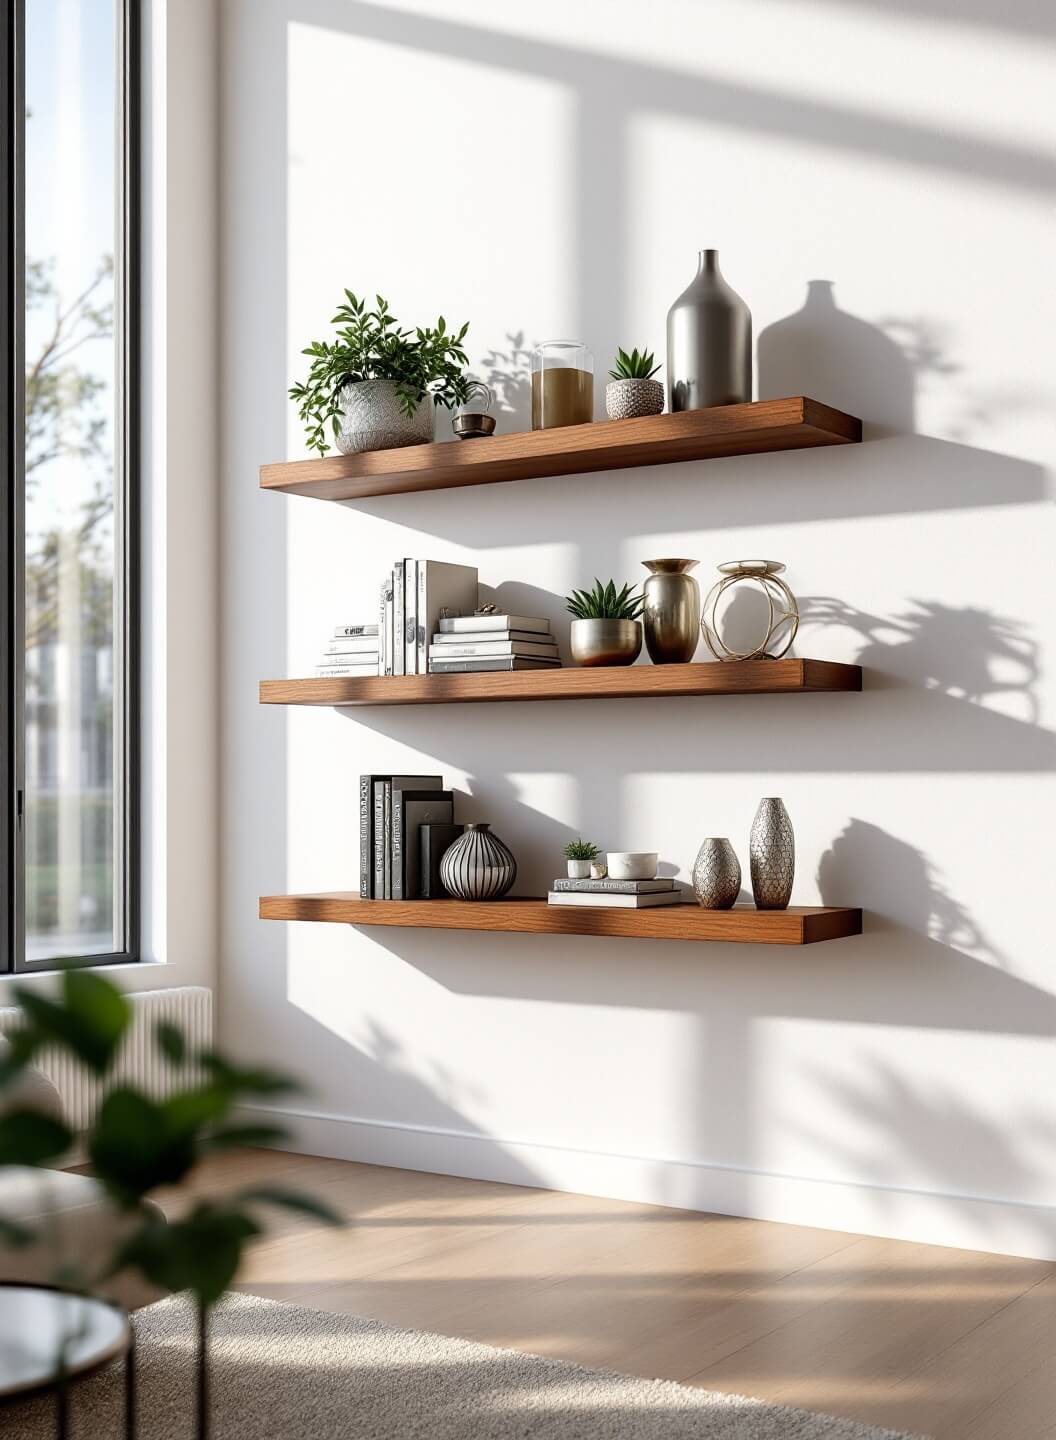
[359,773,463,899]
[429,613,561,673]
[547,877,682,908]
[380,559,479,675]
[315,623,381,677]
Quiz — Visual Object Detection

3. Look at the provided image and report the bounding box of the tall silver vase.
[439,822,517,901]
[641,559,700,664]
[749,798,795,910]
[666,250,752,411]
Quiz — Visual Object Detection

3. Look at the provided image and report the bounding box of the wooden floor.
[169,1150,1056,1439]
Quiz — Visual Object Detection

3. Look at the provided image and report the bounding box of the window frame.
[2,0,140,975]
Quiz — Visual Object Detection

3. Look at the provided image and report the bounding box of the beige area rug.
[6,1292,926,1439]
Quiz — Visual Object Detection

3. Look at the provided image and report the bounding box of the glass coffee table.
[0,1284,134,1436]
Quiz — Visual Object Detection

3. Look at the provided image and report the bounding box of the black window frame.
[2,0,140,975]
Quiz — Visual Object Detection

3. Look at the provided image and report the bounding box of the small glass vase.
[531,341,593,430]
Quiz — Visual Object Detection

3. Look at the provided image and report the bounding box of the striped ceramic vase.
[439,822,517,901]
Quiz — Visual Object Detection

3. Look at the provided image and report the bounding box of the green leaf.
[240,1186,345,1227]
[116,1205,262,1306]
[14,972,130,1075]
[200,1054,301,1099]
[203,1124,289,1152]
[0,1027,41,1085]
[0,1109,73,1166]
[90,1087,196,1202]
[155,1021,186,1066]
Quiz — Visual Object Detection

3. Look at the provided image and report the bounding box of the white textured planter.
[336,378,434,455]
[566,859,591,879]
[605,377,664,421]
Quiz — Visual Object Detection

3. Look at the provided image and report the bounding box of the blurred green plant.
[0,971,342,1438]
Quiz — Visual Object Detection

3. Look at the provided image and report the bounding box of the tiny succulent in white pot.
[605,347,664,421]
[563,838,600,878]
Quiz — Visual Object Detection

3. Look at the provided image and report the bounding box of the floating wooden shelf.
[260,658,862,708]
[260,396,861,502]
[259,894,862,946]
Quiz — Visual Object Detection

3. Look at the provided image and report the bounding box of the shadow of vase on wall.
[758,279,914,432]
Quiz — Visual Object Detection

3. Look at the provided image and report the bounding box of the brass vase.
[641,559,700,664]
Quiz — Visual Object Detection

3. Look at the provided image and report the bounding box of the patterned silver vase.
[749,798,795,910]
[692,838,741,909]
[439,822,517,901]
[336,378,434,455]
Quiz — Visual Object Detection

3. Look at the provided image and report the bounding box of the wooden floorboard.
[164,1150,1055,1438]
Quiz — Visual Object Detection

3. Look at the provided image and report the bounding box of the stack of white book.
[315,623,381,677]
[380,559,479,675]
[547,877,681,908]
[429,614,561,673]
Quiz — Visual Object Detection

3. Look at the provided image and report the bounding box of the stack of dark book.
[359,773,463,899]
[547,877,682,908]
[429,614,561,673]
[315,623,381,677]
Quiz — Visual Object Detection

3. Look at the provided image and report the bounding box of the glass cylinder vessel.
[531,341,594,430]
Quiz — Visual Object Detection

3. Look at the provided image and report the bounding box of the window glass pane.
[24,0,122,961]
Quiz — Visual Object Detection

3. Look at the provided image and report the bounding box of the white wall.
[219,0,1056,1258]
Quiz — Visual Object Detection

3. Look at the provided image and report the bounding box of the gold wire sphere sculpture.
[701,559,800,661]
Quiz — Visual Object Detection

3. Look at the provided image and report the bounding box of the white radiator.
[0,985,213,1130]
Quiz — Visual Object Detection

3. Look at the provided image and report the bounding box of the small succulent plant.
[608,346,661,381]
[562,838,601,861]
[566,578,645,622]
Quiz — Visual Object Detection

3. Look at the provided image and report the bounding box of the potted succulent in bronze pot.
[605,347,664,421]
[566,578,645,666]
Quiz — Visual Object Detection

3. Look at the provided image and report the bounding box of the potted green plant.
[605,347,664,420]
[566,579,645,666]
[562,838,600,879]
[290,292,472,456]
[0,972,342,1439]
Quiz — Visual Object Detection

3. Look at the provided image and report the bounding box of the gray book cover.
[393,790,454,899]
[416,561,479,673]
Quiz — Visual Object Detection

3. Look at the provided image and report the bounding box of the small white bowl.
[606,851,658,881]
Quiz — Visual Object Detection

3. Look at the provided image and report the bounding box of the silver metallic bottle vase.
[666,250,752,411]
[749,798,794,910]
[641,559,700,664]
[439,822,517,901]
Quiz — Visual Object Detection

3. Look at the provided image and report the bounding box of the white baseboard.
[237,1103,1056,1262]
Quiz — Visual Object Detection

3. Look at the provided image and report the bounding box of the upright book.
[416,561,479,673]
[366,774,443,898]
[392,789,454,900]
[419,822,465,899]
[403,558,418,676]
[392,562,405,676]
[380,575,394,676]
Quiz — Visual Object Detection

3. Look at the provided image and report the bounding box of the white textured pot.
[336,379,434,455]
[605,377,664,421]
[566,858,591,879]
